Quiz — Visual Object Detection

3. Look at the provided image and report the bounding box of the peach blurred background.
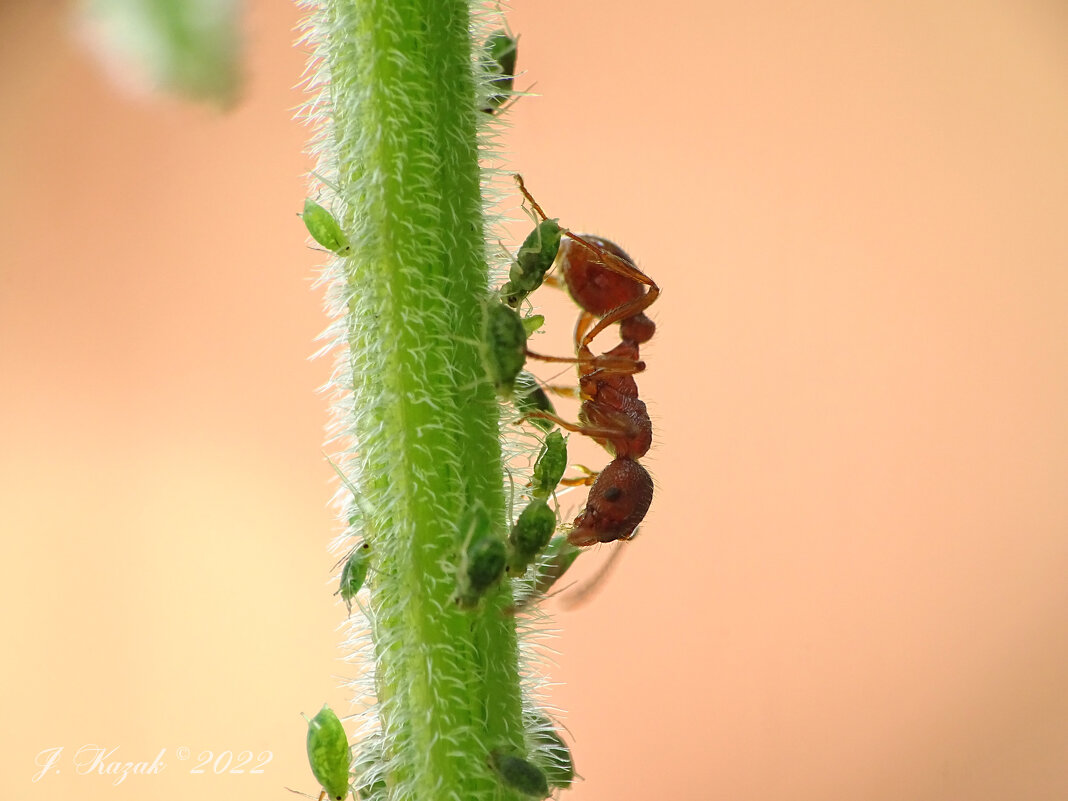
[2,2,1066,800]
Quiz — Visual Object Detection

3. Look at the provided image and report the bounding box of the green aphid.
[457,534,507,609]
[302,199,351,256]
[508,499,557,575]
[336,543,370,613]
[500,220,563,308]
[456,505,507,609]
[305,705,351,801]
[489,751,549,798]
[528,713,576,789]
[513,372,556,432]
[482,31,518,113]
[483,302,527,396]
[531,431,567,499]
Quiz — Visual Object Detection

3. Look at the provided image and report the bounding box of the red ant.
[511,177,658,548]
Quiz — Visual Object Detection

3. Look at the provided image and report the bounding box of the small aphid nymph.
[337,542,370,613]
[531,431,567,500]
[301,199,351,257]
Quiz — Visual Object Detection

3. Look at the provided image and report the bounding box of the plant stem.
[306,1,527,799]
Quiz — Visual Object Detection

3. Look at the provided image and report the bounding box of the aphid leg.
[284,787,323,800]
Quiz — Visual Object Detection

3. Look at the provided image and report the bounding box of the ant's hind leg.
[543,384,581,399]
[525,348,646,376]
[559,465,599,487]
[522,411,628,445]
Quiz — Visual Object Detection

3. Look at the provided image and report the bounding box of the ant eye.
[603,486,622,502]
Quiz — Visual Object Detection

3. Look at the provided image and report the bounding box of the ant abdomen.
[559,235,648,319]
[568,458,653,546]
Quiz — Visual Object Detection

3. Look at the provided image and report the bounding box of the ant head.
[566,459,653,547]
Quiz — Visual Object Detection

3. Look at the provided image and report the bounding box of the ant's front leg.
[521,410,629,446]
[525,347,646,376]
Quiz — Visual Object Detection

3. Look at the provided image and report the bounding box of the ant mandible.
[510,176,658,547]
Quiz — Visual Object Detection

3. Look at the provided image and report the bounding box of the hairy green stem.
[307,1,527,799]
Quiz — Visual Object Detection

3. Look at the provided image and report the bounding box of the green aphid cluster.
[481,30,518,114]
[527,712,576,790]
[337,542,370,613]
[489,751,549,798]
[305,705,351,801]
[507,432,567,574]
[481,194,563,399]
[301,199,351,256]
[513,372,557,431]
[482,302,528,397]
[455,505,507,609]
[500,219,563,308]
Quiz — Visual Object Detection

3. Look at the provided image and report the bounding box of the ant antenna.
[514,174,551,222]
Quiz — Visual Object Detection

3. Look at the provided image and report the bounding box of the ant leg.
[573,311,597,353]
[514,174,552,222]
[522,410,630,444]
[559,468,599,487]
[562,230,658,292]
[579,286,660,352]
[525,348,645,375]
[559,236,661,349]
[543,384,581,399]
[542,274,564,290]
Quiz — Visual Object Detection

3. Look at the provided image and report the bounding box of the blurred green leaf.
[80,0,241,106]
